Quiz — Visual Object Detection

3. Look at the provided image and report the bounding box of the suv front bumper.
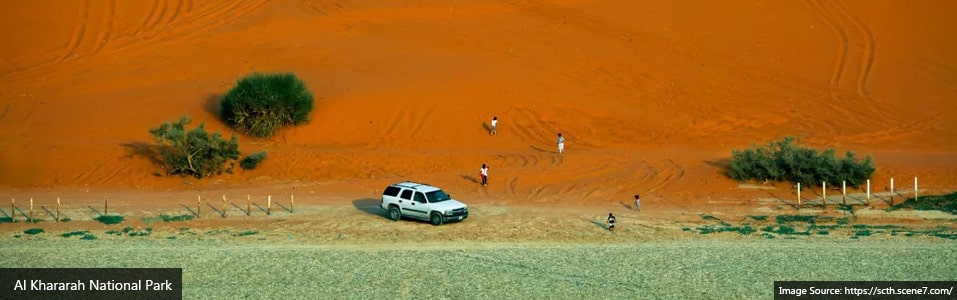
[442,212,469,222]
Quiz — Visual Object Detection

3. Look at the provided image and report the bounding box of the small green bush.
[728,137,875,187]
[160,214,194,222]
[150,116,240,178]
[24,228,44,235]
[240,151,268,170]
[888,191,957,215]
[61,230,89,238]
[95,215,125,225]
[221,73,314,137]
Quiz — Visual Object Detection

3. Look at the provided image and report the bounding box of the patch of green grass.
[762,233,775,239]
[0,217,13,223]
[700,214,720,221]
[105,230,123,236]
[838,205,855,213]
[817,230,829,235]
[234,230,259,237]
[681,227,690,231]
[94,215,125,225]
[80,234,97,240]
[166,236,176,240]
[887,191,957,215]
[127,227,152,237]
[160,214,194,222]
[775,215,820,224]
[836,217,850,225]
[854,230,872,237]
[122,226,134,233]
[206,229,230,235]
[762,225,811,236]
[24,228,44,235]
[60,217,71,222]
[61,230,89,238]
[14,234,22,238]
[746,215,768,221]
[696,224,756,235]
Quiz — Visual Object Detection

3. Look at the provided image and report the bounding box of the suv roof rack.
[393,181,432,190]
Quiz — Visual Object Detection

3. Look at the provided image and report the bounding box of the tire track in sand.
[57,0,92,63]
[803,0,848,99]
[834,0,876,98]
[90,0,116,54]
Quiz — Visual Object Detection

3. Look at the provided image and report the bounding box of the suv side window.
[383,186,401,197]
[399,189,413,200]
[413,192,427,203]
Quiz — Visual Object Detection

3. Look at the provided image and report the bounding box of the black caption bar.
[775,281,957,300]
[0,268,182,300]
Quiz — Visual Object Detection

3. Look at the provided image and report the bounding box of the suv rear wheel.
[430,212,444,226]
[388,206,401,221]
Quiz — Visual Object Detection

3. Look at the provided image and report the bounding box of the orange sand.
[1,0,956,210]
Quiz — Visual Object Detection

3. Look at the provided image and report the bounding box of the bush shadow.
[122,142,165,169]
[205,94,224,123]
[352,198,389,219]
[704,158,731,172]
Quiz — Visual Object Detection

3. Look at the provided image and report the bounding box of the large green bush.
[727,137,875,188]
[149,116,240,178]
[221,73,314,137]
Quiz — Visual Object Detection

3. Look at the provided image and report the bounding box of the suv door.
[407,191,430,220]
[398,189,419,218]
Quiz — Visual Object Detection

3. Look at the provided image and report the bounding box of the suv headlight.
[444,209,452,215]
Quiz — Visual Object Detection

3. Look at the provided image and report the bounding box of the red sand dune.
[1,0,955,207]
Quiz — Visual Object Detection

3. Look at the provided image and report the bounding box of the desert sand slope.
[1,0,955,206]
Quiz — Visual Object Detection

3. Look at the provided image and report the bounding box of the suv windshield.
[426,190,452,203]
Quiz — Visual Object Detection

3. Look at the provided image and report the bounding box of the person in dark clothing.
[607,213,616,231]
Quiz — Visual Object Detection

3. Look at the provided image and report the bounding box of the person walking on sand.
[634,194,641,211]
[480,163,489,187]
[607,213,617,231]
[557,133,565,154]
[490,116,498,136]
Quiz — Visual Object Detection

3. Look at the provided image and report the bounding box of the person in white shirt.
[490,116,498,135]
[634,194,640,211]
[557,133,565,154]
[480,164,489,187]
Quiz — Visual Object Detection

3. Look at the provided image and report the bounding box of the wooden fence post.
[842,181,847,206]
[246,195,251,216]
[797,183,801,207]
[267,195,271,215]
[56,197,61,222]
[197,195,202,218]
[866,179,870,205]
[291,194,295,213]
[29,198,33,222]
[104,196,108,216]
[914,177,918,201]
[222,195,227,218]
[10,198,14,223]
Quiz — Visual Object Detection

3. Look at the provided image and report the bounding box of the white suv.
[380,181,469,225]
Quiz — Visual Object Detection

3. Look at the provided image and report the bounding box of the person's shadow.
[482,122,491,135]
[619,201,633,210]
[461,174,479,184]
[589,220,607,230]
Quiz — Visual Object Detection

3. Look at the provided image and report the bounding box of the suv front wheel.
[388,206,401,221]
[430,212,444,226]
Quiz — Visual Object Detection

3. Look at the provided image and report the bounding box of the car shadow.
[352,198,390,219]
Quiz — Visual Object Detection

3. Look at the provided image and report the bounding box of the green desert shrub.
[221,73,314,137]
[150,116,240,178]
[240,151,268,170]
[727,137,875,188]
